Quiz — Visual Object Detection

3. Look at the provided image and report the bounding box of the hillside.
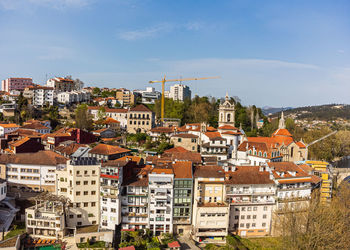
[262,106,293,115]
[270,104,350,121]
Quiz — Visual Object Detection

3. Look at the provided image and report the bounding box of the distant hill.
[270,104,350,121]
[262,106,293,115]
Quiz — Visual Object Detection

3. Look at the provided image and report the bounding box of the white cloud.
[0,0,92,10]
[37,46,74,60]
[337,49,345,54]
[118,21,205,41]
[118,23,174,41]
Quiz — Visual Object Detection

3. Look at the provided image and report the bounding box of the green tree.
[75,104,94,131]
[92,87,101,96]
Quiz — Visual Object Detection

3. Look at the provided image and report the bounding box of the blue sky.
[0,0,349,107]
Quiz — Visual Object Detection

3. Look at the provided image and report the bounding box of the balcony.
[154,193,168,200]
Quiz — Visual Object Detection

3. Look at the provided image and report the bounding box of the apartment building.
[172,161,193,235]
[47,77,76,93]
[2,77,33,92]
[200,132,229,161]
[134,87,161,104]
[23,85,54,107]
[115,88,135,106]
[0,151,67,192]
[88,144,131,161]
[148,167,174,235]
[268,162,312,210]
[57,90,91,105]
[225,165,276,237]
[121,166,150,230]
[192,165,229,244]
[56,157,100,230]
[127,105,155,133]
[169,84,191,101]
[100,161,123,231]
[26,198,66,239]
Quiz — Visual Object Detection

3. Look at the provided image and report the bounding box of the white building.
[225,165,276,237]
[88,107,128,129]
[169,84,191,101]
[0,151,67,192]
[57,91,91,105]
[148,167,174,235]
[100,162,123,231]
[23,85,54,107]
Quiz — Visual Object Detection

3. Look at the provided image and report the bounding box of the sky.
[0,0,349,107]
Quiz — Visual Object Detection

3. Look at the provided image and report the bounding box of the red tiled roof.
[0,151,67,165]
[172,161,192,179]
[218,125,238,130]
[168,241,181,248]
[225,166,274,185]
[130,104,152,112]
[21,122,49,130]
[172,133,198,138]
[164,146,189,153]
[119,246,135,250]
[272,128,293,137]
[205,132,223,140]
[296,141,306,148]
[221,131,242,135]
[194,165,225,178]
[150,127,175,133]
[89,144,131,155]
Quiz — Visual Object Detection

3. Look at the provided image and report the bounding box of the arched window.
[249,150,252,155]
[264,152,267,158]
[221,113,223,122]
[227,114,231,122]
[258,152,262,157]
[254,151,257,155]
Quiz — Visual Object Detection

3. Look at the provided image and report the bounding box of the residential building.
[0,151,67,192]
[2,78,33,92]
[121,165,150,230]
[148,166,174,235]
[115,88,135,106]
[56,157,100,230]
[218,93,235,127]
[8,136,44,154]
[171,134,199,152]
[23,85,54,107]
[127,105,155,133]
[225,165,276,237]
[88,107,128,129]
[268,162,312,210]
[57,90,91,105]
[92,128,116,139]
[192,165,229,244]
[20,122,51,134]
[88,144,131,162]
[201,132,229,161]
[148,127,176,141]
[100,160,124,231]
[47,77,76,93]
[25,197,67,239]
[172,161,193,235]
[169,84,191,101]
[0,124,19,137]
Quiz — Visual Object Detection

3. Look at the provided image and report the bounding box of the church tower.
[218,93,235,127]
[278,111,286,129]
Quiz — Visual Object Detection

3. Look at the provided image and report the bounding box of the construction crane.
[149,75,220,122]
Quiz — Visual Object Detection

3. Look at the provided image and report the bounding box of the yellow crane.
[149,75,220,123]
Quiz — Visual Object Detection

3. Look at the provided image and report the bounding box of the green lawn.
[4,223,26,240]
[239,237,284,250]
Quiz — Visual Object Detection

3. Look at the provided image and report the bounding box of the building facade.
[127,105,155,133]
[169,84,191,102]
[2,78,33,92]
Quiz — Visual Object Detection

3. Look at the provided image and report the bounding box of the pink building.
[2,78,33,92]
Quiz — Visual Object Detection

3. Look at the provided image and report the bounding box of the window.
[178,138,182,142]
[240,223,244,228]
[263,206,268,211]
[77,214,82,218]
[253,215,257,219]
[263,214,267,219]
[248,207,252,211]
[84,202,88,207]
[253,207,257,211]
[69,214,74,218]
[91,202,96,207]
[235,215,239,219]
[92,170,96,175]
[76,181,80,185]
[84,181,88,185]
[76,171,80,175]
[84,191,88,195]
[247,215,251,219]
[252,223,256,227]
[262,223,266,227]
[91,191,96,195]
[241,215,245,219]
[76,191,80,196]
[84,170,88,175]
[91,181,96,185]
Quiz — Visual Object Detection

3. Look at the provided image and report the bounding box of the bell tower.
[218,92,235,127]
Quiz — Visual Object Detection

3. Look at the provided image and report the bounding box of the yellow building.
[306,160,332,203]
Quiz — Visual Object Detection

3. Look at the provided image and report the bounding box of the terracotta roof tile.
[150,127,175,133]
[225,166,274,185]
[130,104,152,112]
[164,146,189,153]
[172,161,192,179]
[194,165,225,178]
[171,133,198,138]
[21,122,49,130]
[218,125,238,130]
[89,144,131,155]
[205,132,223,140]
[0,151,67,165]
